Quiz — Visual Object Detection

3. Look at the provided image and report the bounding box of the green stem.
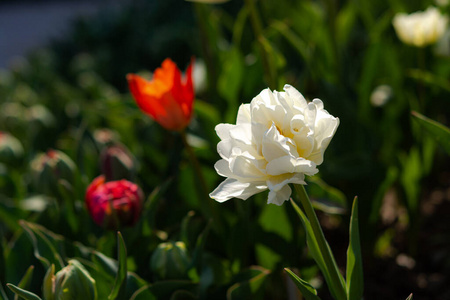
[244,0,277,89]
[417,47,426,112]
[180,131,222,234]
[293,184,347,300]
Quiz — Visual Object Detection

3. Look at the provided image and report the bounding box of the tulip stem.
[293,184,347,300]
[180,131,222,232]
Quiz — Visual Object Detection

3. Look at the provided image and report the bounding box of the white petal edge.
[209,178,267,202]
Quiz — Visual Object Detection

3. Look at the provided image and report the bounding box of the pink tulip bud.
[85,175,144,230]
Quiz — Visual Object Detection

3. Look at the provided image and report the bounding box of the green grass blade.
[346,197,363,300]
[108,232,127,300]
[6,284,41,300]
[284,268,321,300]
[14,266,34,300]
[290,199,345,300]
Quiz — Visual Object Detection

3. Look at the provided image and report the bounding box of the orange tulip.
[127,59,194,131]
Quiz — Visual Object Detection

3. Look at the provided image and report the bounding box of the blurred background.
[0,0,449,299]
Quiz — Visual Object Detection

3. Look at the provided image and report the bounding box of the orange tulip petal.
[127,58,195,131]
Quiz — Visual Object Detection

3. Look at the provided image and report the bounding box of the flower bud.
[100,144,135,181]
[43,260,97,300]
[93,128,119,148]
[26,104,56,128]
[150,241,190,280]
[0,132,24,164]
[30,149,76,195]
[85,175,143,230]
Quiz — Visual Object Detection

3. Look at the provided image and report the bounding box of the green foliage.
[1,0,448,299]
[284,268,321,300]
[346,198,363,300]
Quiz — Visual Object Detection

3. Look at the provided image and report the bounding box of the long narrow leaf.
[14,266,35,300]
[6,284,41,300]
[284,268,321,300]
[108,232,127,300]
[1,280,10,300]
[19,221,65,270]
[42,265,55,300]
[290,199,345,300]
[346,197,363,300]
[411,111,450,154]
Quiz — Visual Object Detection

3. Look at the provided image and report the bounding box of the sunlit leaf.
[290,199,345,300]
[346,197,363,300]
[284,268,321,300]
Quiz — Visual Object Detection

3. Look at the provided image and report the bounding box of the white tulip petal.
[236,104,251,125]
[262,124,298,162]
[284,84,307,109]
[266,156,318,176]
[216,124,235,140]
[267,173,305,192]
[393,7,448,47]
[230,155,266,180]
[230,124,252,145]
[267,184,292,206]
[209,178,266,202]
[210,85,338,205]
[214,159,233,178]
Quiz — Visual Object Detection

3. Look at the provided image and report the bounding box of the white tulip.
[210,85,339,206]
[393,7,448,47]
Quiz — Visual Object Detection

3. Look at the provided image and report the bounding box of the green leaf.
[125,273,155,300]
[0,280,10,300]
[346,197,363,300]
[190,220,211,272]
[284,268,320,300]
[405,293,413,300]
[217,47,244,122]
[6,284,41,300]
[19,221,65,269]
[308,177,347,214]
[142,178,173,233]
[411,111,450,154]
[129,284,153,300]
[169,290,197,300]
[407,69,450,93]
[290,199,345,300]
[227,266,270,300]
[108,232,127,300]
[147,281,197,299]
[400,148,422,213]
[91,251,117,280]
[336,2,357,47]
[42,265,55,300]
[14,266,34,300]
